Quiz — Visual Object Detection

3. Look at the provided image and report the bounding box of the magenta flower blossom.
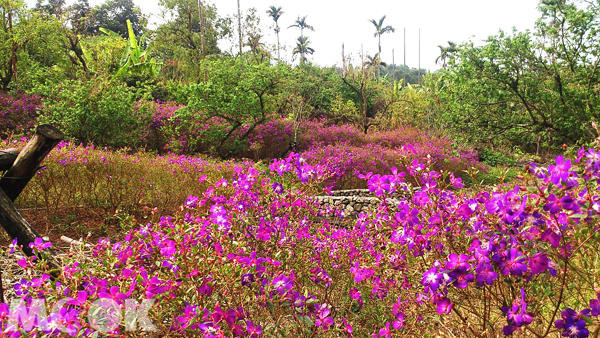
[272,274,293,295]
[449,270,474,289]
[315,303,334,330]
[544,194,578,214]
[342,317,353,337]
[378,322,392,337]
[98,286,127,301]
[29,237,51,250]
[246,320,262,337]
[475,263,498,286]
[529,252,549,275]
[421,266,442,291]
[493,248,528,276]
[241,273,254,286]
[501,289,534,336]
[435,297,453,314]
[392,312,404,330]
[350,262,375,283]
[272,182,284,194]
[591,298,600,316]
[445,253,471,272]
[548,156,572,184]
[185,195,199,208]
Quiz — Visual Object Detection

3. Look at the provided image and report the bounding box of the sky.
[25,0,542,71]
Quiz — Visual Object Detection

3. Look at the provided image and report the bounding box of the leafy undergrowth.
[1,146,600,337]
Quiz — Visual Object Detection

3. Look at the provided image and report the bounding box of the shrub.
[37,76,145,149]
[247,118,482,188]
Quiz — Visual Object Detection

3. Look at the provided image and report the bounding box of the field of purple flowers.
[0,137,599,337]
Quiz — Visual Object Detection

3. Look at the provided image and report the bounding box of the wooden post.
[0,125,63,278]
[0,148,19,171]
[0,125,63,201]
[0,188,60,277]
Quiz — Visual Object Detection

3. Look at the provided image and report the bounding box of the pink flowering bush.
[248,118,482,188]
[0,92,43,138]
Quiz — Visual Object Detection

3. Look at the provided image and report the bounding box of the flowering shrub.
[248,118,482,189]
[0,92,43,138]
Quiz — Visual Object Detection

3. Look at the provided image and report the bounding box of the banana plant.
[100,19,161,77]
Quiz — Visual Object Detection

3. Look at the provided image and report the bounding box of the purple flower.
[315,304,334,331]
[272,182,284,194]
[378,322,392,338]
[555,318,589,338]
[475,263,498,286]
[272,274,293,295]
[422,266,441,291]
[592,298,600,316]
[98,286,127,301]
[445,253,471,272]
[350,262,375,283]
[529,252,549,275]
[29,237,51,250]
[548,156,572,184]
[449,270,474,289]
[493,248,527,276]
[241,273,254,286]
[435,297,452,314]
[544,194,578,214]
[246,320,262,337]
[185,195,199,208]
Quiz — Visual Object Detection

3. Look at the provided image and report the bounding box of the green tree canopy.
[87,0,147,37]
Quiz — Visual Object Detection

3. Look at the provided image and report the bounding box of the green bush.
[37,76,149,148]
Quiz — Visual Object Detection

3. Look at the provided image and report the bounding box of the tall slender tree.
[197,0,205,58]
[237,0,242,55]
[288,15,313,38]
[369,15,395,54]
[266,5,283,60]
[292,36,314,63]
[436,41,457,68]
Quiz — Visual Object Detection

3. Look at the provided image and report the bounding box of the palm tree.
[246,33,264,55]
[266,6,283,60]
[369,15,395,54]
[436,41,458,69]
[292,36,315,63]
[288,15,314,38]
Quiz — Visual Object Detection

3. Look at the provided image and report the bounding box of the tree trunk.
[0,148,19,171]
[0,187,61,278]
[8,9,17,88]
[197,0,206,58]
[277,30,280,61]
[0,125,64,202]
[237,0,243,55]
